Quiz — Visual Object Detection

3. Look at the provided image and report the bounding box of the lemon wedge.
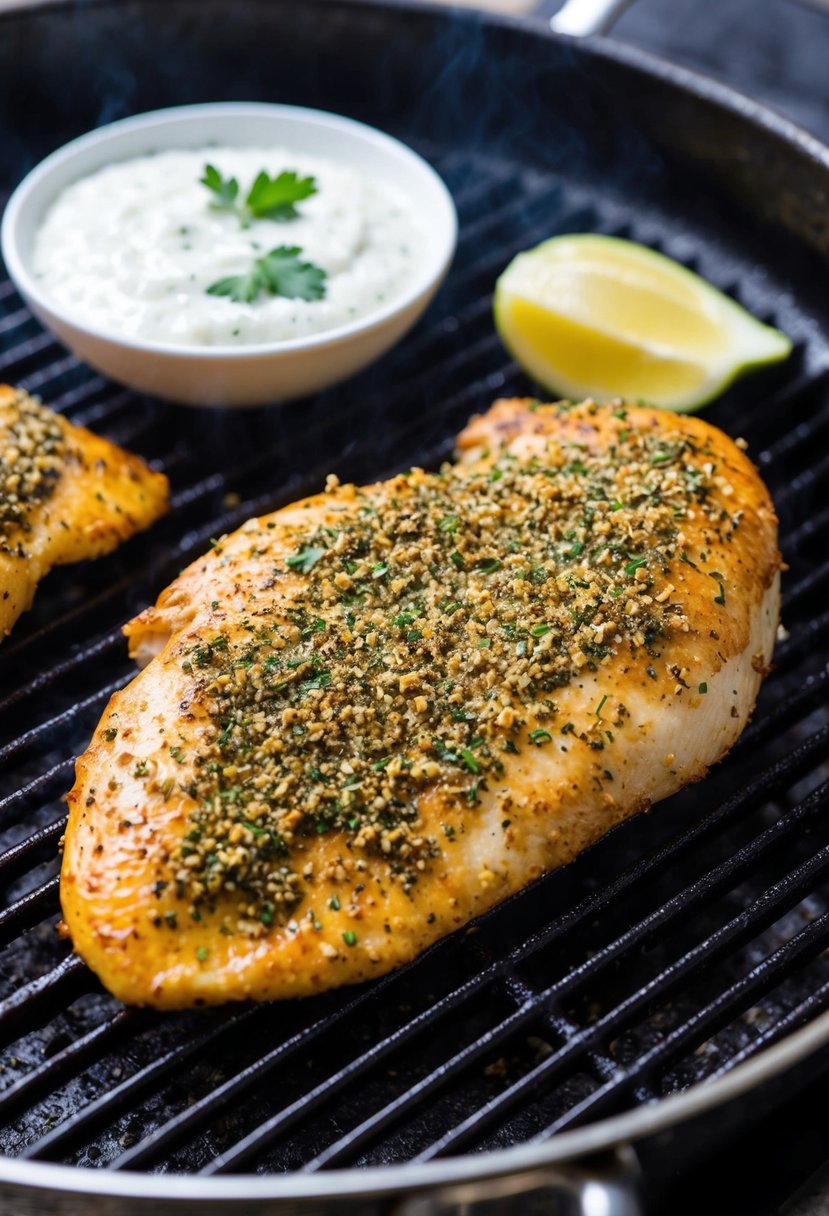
[494,234,792,411]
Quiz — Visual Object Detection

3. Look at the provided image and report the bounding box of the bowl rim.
[0,101,458,360]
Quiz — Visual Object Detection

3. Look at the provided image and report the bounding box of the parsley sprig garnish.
[200,163,318,225]
[207,246,327,305]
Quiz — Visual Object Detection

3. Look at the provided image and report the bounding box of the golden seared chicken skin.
[62,399,780,1009]
[0,386,168,639]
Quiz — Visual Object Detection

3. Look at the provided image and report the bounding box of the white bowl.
[1,103,457,407]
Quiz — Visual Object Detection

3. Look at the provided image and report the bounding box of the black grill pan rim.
[1,0,829,1205]
[0,1010,826,1204]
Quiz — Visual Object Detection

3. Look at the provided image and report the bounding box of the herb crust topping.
[127,404,741,936]
[0,390,65,557]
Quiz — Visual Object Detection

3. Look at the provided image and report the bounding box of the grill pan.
[2,0,829,1212]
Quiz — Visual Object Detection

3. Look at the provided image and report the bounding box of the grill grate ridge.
[534,909,829,1142]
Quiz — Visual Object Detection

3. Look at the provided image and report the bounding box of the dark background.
[611,0,829,142]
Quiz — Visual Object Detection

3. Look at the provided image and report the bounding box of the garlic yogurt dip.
[31,147,423,347]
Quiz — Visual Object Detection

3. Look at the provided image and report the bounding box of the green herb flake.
[460,748,481,774]
[300,670,332,692]
[286,544,327,574]
[624,557,647,576]
[342,930,358,947]
[466,779,482,805]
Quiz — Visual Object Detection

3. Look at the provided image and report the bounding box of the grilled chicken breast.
[0,386,168,639]
[62,399,780,1009]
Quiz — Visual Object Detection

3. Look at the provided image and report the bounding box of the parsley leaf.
[246,170,318,221]
[206,246,327,305]
[206,268,264,304]
[258,246,326,300]
[200,163,239,210]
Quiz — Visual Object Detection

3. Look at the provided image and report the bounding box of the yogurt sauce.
[32,147,423,347]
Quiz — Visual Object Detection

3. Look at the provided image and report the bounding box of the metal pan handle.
[393,1147,643,1216]
[549,0,636,36]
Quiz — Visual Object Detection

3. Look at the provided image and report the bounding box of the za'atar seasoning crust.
[0,389,64,554]
[64,398,780,1007]
[151,403,743,934]
[0,385,168,641]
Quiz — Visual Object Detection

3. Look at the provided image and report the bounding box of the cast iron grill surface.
[1,1,829,1184]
